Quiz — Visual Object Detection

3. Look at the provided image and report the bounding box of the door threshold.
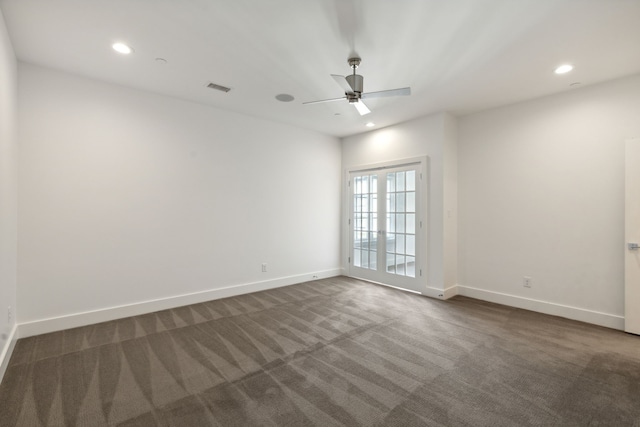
[349,276,423,295]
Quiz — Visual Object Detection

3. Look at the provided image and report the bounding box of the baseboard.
[422,286,455,300]
[0,323,18,383]
[18,269,341,338]
[344,274,460,301]
[441,284,459,299]
[456,285,624,330]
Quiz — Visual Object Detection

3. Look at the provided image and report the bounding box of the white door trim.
[625,138,640,335]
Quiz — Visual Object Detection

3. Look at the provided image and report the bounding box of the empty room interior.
[1,0,640,426]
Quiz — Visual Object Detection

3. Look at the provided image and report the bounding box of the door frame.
[343,156,428,293]
[625,138,640,335]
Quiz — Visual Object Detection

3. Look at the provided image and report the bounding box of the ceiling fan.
[303,57,411,115]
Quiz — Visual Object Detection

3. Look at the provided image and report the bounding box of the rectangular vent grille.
[206,82,231,93]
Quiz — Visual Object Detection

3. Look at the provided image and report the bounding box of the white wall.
[0,8,18,376]
[458,74,640,329]
[341,112,457,296]
[17,63,341,334]
[443,114,458,290]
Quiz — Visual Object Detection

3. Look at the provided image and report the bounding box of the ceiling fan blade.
[302,96,346,105]
[361,87,411,100]
[353,100,371,116]
[331,74,355,94]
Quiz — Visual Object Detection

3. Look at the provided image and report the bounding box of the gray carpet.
[1,276,639,426]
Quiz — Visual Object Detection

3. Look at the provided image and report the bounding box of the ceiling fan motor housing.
[346,74,364,99]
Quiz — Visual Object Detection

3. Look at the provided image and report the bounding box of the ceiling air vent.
[206,82,231,93]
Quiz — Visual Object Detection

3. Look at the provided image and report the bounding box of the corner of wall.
[421,283,459,300]
[0,6,19,385]
[443,113,458,290]
[0,324,18,382]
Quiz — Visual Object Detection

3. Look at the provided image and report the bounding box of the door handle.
[629,243,640,250]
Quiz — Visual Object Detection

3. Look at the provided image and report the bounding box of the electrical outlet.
[523,276,532,288]
[8,306,12,324]
[261,263,267,273]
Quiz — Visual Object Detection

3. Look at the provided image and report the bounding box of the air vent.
[206,82,231,93]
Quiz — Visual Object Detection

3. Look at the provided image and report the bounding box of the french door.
[348,161,425,293]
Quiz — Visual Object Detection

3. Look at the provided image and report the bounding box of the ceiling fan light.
[354,100,371,115]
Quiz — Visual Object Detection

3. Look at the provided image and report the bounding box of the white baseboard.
[455,285,624,330]
[422,286,456,300]
[441,284,459,299]
[0,323,18,383]
[18,269,341,338]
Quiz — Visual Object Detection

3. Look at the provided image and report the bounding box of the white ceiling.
[2,0,640,138]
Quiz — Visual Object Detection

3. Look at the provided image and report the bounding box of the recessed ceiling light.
[155,58,167,65]
[554,64,573,74]
[112,43,133,54]
[365,122,375,127]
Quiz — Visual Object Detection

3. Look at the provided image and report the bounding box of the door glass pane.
[386,253,395,273]
[406,235,415,256]
[387,214,395,233]
[395,234,405,254]
[406,192,415,212]
[361,250,369,268]
[396,192,405,213]
[386,234,395,253]
[406,214,415,234]
[388,193,396,213]
[406,171,415,191]
[396,255,406,275]
[369,232,377,252]
[387,173,395,193]
[360,232,368,250]
[397,172,405,192]
[354,249,361,267]
[396,214,405,233]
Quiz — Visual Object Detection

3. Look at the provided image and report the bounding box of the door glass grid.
[386,170,416,277]
[353,174,377,270]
